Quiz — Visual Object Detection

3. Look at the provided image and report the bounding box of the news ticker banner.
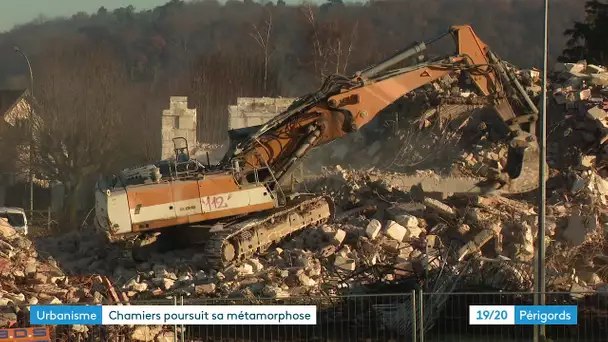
[29,304,578,326]
[30,305,316,325]
[469,305,578,325]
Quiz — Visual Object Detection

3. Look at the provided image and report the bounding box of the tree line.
[0,0,603,229]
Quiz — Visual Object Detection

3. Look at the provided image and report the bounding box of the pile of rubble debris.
[1,61,608,340]
[300,59,608,292]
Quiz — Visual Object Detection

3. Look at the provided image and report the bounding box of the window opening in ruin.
[174,116,179,129]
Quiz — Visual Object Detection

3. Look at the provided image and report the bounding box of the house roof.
[0,89,28,118]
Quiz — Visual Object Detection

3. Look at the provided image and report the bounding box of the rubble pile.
[301,60,608,292]
[0,218,83,325]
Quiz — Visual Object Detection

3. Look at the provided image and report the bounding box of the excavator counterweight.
[95,25,543,269]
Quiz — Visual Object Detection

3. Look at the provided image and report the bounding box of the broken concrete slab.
[385,221,407,242]
[563,214,598,245]
[458,229,495,261]
[365,219,382,240]
[423,198,457,218]
[334,255,356,271]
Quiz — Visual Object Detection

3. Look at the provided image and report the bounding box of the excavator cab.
[172,137,201,176]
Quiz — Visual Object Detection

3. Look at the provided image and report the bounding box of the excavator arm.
[226,25,543,194]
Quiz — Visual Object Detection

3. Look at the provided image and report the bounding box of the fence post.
[411,289,417,342]
[180,295,185,342]
[173,297,178,342]
[418,289,424,342]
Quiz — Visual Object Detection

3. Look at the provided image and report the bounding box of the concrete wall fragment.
[161,97,197,160]
[228,97,295,130]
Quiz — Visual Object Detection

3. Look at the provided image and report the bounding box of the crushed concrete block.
[43,297,62,305]
[423,198,457,218]
[237,264,254,276]
[523,69,540,80]
[296,273,316,287]
[246,259,264,272]
[394,261,414,277]
[587,107,608,130]
[72,325,88,333]
[565,62,586,74]
[387,203,426,217]
[406,226,424,240]
[319,245,337,257]
[25,262,37,276]
[457,229,495,261]
[570,283,593,299]
[331,229,346,246]
[576,270,602,286]
[0,219,16,240]
[263,285,290,298]
[365,219,382,240]
[426,235,441,250]
[131,282,148,293]
[394,214,418,228]
[156,331,176,342]
[396,245,414,262]
[578,89,592,100]
[385,220,407,242]
[580,155,596,168]
[334,255,356,271]
[381,239,401,254]
[157,278,174,290]
[563,214,598,245]
[457,224,471,235]
[195,283,216,295]
[131,325,162,341]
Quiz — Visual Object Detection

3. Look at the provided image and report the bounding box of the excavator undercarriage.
[96,25,546,269]
[129,193,334,269]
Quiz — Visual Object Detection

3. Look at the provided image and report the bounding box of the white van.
[0,207,28,235]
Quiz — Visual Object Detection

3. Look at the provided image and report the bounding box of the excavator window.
[177,149,189,163]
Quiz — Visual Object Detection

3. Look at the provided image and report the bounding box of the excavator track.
[202,194,335,270]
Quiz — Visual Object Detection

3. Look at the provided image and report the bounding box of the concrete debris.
[131,325,163,341]
[365,219,382,240]
[385,220,408,242]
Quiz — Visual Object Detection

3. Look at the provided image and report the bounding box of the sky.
[0,0,175,31]
[0,0,307,32]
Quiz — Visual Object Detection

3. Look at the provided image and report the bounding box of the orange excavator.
[94,25,542,269]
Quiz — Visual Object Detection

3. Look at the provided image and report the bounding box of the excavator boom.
[225,25,542,194]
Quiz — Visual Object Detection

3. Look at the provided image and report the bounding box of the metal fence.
[7,291,608,341]
[26,208,58,236]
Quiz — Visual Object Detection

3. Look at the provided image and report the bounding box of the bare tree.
[250,8,277,93]
[31,38,130,230]
[301,4,359,82]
